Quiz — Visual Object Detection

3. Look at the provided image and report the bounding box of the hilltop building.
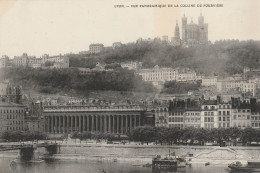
[89,44,104,54]
[181,13,208,47]
[171,21,181,46]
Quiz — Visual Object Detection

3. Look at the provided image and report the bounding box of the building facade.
[43,105,154,135]
[0,102,25,133]
[89,44,104,54]
[202,76,218,87]
[217,80,256,96]
[182,13,208,47]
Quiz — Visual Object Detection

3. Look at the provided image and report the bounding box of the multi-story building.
[0,102,25,133]
[121,61,142,70]
[168,99,201,128]
[251,111,260,128]
[181,13,208,47]
[89,44,104,54]
[232,108,251,128]
[43,105,154,135]
[0,55,10,68]
[200,100,218,129]
[3,53,69,68]
[202,76,218,87]
[176,68,197,82]
[42,54,69,68]
[154,107,169,127]
[217,79,256,96]
[136,65,178,89]
[217,103,232,128]
[0,81,22,104]
[168,109,185,128]
[184,108,201,128]
[167,96,260,130]
[25,116,45,132]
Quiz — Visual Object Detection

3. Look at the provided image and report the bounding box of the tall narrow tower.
[174,21,180,39]
[172,21,181,46]
[198,12,204,26]
[182,14,187,43]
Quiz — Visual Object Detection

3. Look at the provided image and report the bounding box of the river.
[0,157,239,173]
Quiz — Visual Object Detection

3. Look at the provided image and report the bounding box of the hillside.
[69,40,260,75]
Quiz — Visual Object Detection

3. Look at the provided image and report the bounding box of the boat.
[152,154,186,168]
[228,161,260,172]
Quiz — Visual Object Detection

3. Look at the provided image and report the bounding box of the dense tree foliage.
[69,40,260,75]
[129,127,260,146]
[71,131,127,141]
[1,131,48,142]
[162,81,201,94]
[1,67,155,94]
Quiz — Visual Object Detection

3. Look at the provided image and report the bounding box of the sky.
[0,0,259,57]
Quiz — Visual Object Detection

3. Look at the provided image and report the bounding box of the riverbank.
[1,143,260,165]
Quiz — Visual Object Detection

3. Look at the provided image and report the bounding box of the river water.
[0,157,240,173]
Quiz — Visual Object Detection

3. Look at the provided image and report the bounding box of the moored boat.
[228,161,260,172]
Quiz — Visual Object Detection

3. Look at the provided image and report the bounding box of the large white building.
[136,66,197,89]
[121,61,142,70]
[202,76,218,87]
[136,65,178,89]
[217,79,256,96]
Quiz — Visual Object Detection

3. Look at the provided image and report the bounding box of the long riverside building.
[43,105,153,134]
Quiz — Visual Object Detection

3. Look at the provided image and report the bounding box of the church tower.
[198,12,204,26]
[181,14,187,43]
[172,21,181,46]
[174,21,180,39]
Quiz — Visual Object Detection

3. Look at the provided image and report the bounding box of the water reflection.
[0,157,237,173]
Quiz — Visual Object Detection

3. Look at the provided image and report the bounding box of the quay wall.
[58,145,260,159]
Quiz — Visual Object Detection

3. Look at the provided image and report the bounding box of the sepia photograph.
[0,0,260,172]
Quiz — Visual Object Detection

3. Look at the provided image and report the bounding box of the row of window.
[169,117,184,122]
[233,115,250,119]
[204,117,214,122]
[252,123,260,127]
[185,112,200,116]
[204,124,214,129]
[233,122,251,127]
[0,109,24,113]
[219,117,230,121]
[204,112,214,116]
[218,123,230,128]
[184,118,200,123]
[0,114,23,119]
[218,111,230,115]
[252,116,260,120]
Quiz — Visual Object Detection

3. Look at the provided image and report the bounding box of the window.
[204,112,207,116]
[227,111,230,115]
[247,115,250,119]
[227,117,230,121]
[219,111,221,115]
[223,117,226,121]
[219,117,221,121]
